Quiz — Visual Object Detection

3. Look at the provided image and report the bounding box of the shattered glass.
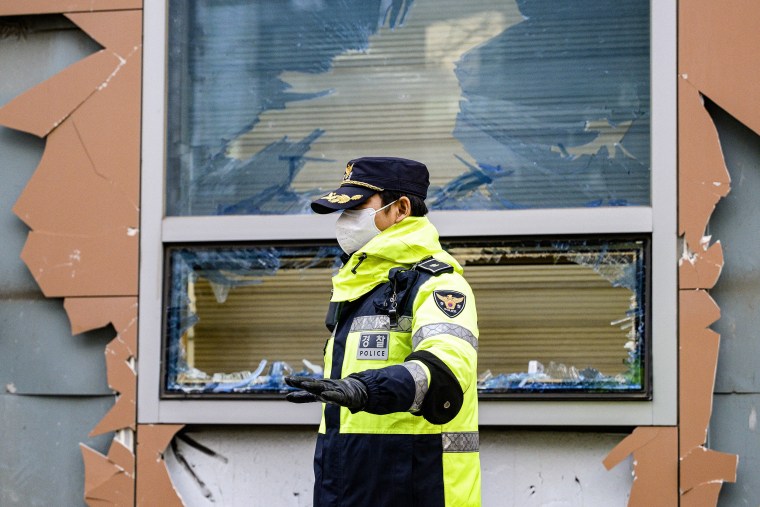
[164,245,340,395]
[444,237,648,396]
[164,237,648,397]
[166,0,650,216]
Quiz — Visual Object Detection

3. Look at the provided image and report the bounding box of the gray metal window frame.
[138,0,677,426]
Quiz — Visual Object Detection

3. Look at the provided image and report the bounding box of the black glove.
[285,375,368,413]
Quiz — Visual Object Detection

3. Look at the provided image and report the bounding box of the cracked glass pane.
[164,245,341,395]
[164,238,648,397]
[444,237,649,396]
[166,0,650,216]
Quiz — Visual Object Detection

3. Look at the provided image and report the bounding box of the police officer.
[286,157,480,507]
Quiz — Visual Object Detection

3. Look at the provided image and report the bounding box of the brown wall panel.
[0,1,142,16]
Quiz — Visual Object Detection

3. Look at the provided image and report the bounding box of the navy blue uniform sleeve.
[352,365,415,415]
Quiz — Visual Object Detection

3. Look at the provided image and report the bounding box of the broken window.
[163,238,648,398]
[447,237,649,397]
[144,0,674,423]
[163,245,341,395]
[165,0,650,216]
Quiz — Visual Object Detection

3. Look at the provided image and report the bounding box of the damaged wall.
[705,100,760,506]
[675,0,760,504]
[0,15,115,506]
[0,4,184,506]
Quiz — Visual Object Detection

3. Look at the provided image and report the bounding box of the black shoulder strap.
[414,257,454,276]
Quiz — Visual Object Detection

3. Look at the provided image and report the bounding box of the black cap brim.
[310,185,377,214]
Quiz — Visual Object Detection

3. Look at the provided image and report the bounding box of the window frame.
[138,0,677,426]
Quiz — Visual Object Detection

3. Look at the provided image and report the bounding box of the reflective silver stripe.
[401,361,428,413]
[412,323,478,351]
[442,432,479,453]
[350,315,389,332]
[350,315,413,333]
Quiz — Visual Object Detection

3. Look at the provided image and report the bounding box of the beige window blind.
[171,240,644,394]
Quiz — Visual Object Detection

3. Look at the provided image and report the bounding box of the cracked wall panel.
[90,393,135,436]
[89,337,136,436]
[65,10,143,208]
[20,230,137,297]
[66,10,142,59]
[679,289,721,454]
[107,439,135,476]
[81,443,134,506]
[136,424,185,507]
[680,447,738,495]
[603,426,678,507]
[104,337,136,397]
[64,296,137,354]
[0,1,142,16]
[0,50,119,138]
[82,444,121,496]
[680,289,720,339]
[678,80,731,251]
[679,0,760,138]
[68,50,142,209]
[680,483,723,507]
[12,120,137,235]
[86,469,133,506]
[679,241,724,290]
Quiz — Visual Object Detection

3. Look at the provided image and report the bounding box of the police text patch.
[434,290,466,318]
[357,333,389,360]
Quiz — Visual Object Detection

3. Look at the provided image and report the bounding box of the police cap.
[311,157,429,214]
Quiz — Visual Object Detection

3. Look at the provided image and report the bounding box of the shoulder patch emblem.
[434,290,466,318]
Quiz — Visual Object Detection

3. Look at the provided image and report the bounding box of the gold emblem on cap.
[339,161,383,191]
[320,192,364,204]
[343,162,354,181]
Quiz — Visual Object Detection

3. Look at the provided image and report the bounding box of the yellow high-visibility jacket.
[315,216,480,507]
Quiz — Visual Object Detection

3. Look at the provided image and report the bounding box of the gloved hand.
[285,375,368,413]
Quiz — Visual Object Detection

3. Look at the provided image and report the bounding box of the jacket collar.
[330,216,461,302]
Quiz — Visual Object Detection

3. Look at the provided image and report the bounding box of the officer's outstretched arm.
[356,274,478,425]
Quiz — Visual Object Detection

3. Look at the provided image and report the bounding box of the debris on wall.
[81,441,134,505]
[0,4,182,506]
[0,1,142,16]
[603,426,678,506]
[603,1,760,503]
[680,447,738,499]
[679,0,760,139]
[677,81,731,252]
[679,290,721,452]
[1,10,141,296]
[136,425,186,507]
[679,241,724,290]
[673,0,760,503]
[65,297,138,435]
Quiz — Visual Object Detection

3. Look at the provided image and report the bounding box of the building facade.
[1,1,758,505]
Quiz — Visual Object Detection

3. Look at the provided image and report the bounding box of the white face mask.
[335,200,397,255]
